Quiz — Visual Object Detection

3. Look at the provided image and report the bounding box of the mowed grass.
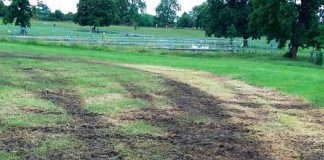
[0,54,171,159]
[0,42,323,108]
[0,20,205,38]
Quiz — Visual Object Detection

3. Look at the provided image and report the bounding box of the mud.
[39,89,122,160]
[118,79,271,160]
[0,53,323,160]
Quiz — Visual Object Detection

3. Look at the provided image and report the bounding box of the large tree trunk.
[242,38,248,47]
[242,34,249,47]
[288,0,310,59]
[289,44,299,59]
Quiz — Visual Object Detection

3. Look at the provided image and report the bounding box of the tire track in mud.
[1,53,323,159]
[118,78,272,160]
[0,63,123,159]
[39,89,122,160]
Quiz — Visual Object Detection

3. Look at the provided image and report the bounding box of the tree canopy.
[32,0,51,20]
[191,2,208,29]
[178,12,194,28]
[3,0,33,31]
[74,0,115,27]
[156,0,181,27]
[0,0,6,18]
[249,0,322,58]
[205,0,251,45]
[114,0,146,26]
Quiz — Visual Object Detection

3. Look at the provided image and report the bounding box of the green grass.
[0,40,323,159]
[0,41,323,108]
[0,152,19,160]
[120,121,167,137]
[32,135,84,158]
[85,98,146,116]
[0,47,173,159]
[0,20,205,38]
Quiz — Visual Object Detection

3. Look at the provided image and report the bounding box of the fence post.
[69,32,72,45]
[52,30,55,42]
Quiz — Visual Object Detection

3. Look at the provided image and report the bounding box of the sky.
[3,0,206,15]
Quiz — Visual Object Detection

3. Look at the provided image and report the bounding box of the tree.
[52,10,64,21]
[249,0,322,59]
[32,0,51,20]
[205,0,251,46]
[74,0,115,29]
[138,14,155,27]
[114,0,146,27]
[63,12,74,21]
[205,0,229,37]
[227,0,251,47]
[178,12,194,28]
[320,6,324,23]
[156,0,181,27]
[191,2,208,30]
[3,0,33,34]
[0,0,6,18]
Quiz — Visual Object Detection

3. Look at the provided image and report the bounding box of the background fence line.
[0,26,281,53]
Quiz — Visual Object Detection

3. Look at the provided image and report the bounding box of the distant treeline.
[30,0,205,28]
[1,0,323,59]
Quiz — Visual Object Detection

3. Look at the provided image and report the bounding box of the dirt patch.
[119,64,324,160]
[116,78,272,160]
[39,89,122,159]
[1,53,323,159]
[19,108,62,115]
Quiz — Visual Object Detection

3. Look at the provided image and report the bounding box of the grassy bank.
[0,42,323,108]
[0,20,205,38]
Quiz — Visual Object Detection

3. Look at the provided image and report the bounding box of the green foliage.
[31,1,73,22]
[3,0,33,28]
[226,24,237,39]
[205,0,250,39]
[191,2,208,29]
[178,12,194,28]
[320,25,324,47]
[0,0,6,18]
[156,0,181,27]
[114,0,146,26]
[138,14,155,27]
[74,0,115,27]
[52,10,64,21]
[31,1,51,20]
[249,0,322,58]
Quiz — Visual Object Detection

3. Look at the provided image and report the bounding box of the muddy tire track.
[39,89,122,160]
[118,78,271,160]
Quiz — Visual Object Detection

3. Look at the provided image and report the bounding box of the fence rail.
[0,29,280,53]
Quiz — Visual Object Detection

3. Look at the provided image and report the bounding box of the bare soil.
[0,53,323,160]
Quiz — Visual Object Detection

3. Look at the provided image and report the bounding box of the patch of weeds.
[32,135,84,159]
[252,113,323,135]
[119,121,167,137]
[116,140,172,160]
[4,114,73,128]
[0,152,19,160]
[85,98,147,116]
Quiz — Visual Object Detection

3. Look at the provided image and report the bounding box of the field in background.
[0,20,205,38]
[0,20,284,54]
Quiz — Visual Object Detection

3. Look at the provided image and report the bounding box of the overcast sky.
[3,0,206,15]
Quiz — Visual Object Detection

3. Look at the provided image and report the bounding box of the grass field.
[0,41,323,107]
[0,41,323,159]
[0,20,205,38]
